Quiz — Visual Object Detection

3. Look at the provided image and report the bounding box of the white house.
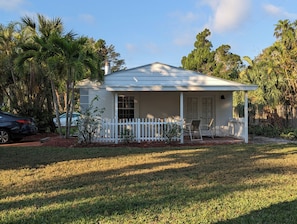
[77,62,257,144]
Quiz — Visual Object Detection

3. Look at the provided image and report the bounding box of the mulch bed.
[19,133,244,148]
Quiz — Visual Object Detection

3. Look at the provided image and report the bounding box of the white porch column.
[180,92,184,144]
[114,92,118,144]
[244,91,248,143]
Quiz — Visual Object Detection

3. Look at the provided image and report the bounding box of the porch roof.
[104,62,257,92]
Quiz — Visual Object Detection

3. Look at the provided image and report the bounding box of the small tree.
[77,96,104,144]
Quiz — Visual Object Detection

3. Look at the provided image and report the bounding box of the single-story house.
[77,62,257,144]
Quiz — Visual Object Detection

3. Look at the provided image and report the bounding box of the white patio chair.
[185,120,203,141]
[200,118,214,139]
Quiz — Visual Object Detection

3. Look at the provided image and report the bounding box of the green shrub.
[280,128,297,140]
[163,123,181,142]
[77,96,105,144]
[249,124,281,138]
[120,127,135,143]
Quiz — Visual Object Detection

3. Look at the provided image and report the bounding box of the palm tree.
[51,35,98,137]
[18,14,70,133]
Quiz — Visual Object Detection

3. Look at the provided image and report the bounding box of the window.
[118,96,134,119]
[79,89,89,112]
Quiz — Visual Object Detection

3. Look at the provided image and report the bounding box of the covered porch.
[91,116,246,144]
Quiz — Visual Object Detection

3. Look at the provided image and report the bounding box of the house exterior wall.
[81,86,234,136]
[138,92,180,119]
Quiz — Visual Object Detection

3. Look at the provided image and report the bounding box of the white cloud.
[263,4,297,19]
[168,10,200,47]
[79,14,96,24]
[170,11,198,23]
[173,32,195,46]
[206,0,252,33]
[145,42,160,54]
[0,0,24,11]
[126,43,137,52]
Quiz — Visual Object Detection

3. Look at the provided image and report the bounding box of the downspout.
[244,91,248,143]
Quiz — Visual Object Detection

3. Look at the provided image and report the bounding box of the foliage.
[0,14,125,135]
[249,124,281,138]
[1,144,297,223]
[77,96,104,144]
[280,128,297,140]
[181,28,242,80]
[239,19,297,128]
[120,127,135,143]
[163,122,181,142]
[90,39,126,80]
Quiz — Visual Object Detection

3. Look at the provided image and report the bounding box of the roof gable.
[103,62,257,92]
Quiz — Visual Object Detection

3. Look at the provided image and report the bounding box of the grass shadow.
[216,199,297,223]
[1,143,297,223]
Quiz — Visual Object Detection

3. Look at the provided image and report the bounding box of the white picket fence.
[93,118,182,143]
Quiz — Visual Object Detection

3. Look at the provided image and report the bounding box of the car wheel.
[0,129,10,144]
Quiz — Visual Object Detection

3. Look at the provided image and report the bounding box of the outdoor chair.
[200,118,214,139]
[185,119,203,141]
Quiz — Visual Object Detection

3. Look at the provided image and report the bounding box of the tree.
[213,44,242,80]
[1,14,125,134]
[51,35,99,137]
[16,14,69,132]
[237,19,297,128]
[181,29,215,75]
[181,29,242,80]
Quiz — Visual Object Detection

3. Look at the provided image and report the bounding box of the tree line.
[182,20,297,129]
[1,14,296,136]
[0,14,125,137]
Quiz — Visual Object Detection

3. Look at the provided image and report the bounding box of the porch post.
[114,92,118,144]
[244,91,248,143]
[180,92,184,144]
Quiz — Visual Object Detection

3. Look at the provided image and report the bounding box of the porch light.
[220,95,225,100]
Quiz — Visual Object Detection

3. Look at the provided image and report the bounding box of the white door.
[186,97,199,122]
[186,96,214,125]
[201,97,214,126]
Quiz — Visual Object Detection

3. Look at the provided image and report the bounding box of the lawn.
[0,143,297,223]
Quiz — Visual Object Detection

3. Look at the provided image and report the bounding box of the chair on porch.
[200,118,214,139]
[185,120,203,141]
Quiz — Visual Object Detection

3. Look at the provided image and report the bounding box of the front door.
[186,96,214,125]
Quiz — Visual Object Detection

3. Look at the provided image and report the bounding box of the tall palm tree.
[18,14,70,133]
[51,35,98,137]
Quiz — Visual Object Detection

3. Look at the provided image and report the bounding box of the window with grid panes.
[118,96,134,119]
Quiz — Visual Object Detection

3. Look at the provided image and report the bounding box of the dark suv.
[0,111,37,144]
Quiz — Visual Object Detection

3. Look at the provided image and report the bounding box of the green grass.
[1,143,297,223]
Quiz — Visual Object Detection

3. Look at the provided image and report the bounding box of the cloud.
[206,0,252,33]
[78,14,96,24]
[0,0,24,11]
[263,4,297,19]
[126,43,137,52]
[145,42,161,54]
[173,32,195,46]
[169,11,198,23]
[168,10,200,47]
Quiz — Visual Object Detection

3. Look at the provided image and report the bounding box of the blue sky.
[0,0,297,68]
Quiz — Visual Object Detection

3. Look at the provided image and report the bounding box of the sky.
[0,0,297,69]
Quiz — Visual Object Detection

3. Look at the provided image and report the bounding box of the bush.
[77,96,105,144]
[249,124,281,138]
[163,123,181,143]
[280,128,297,140]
